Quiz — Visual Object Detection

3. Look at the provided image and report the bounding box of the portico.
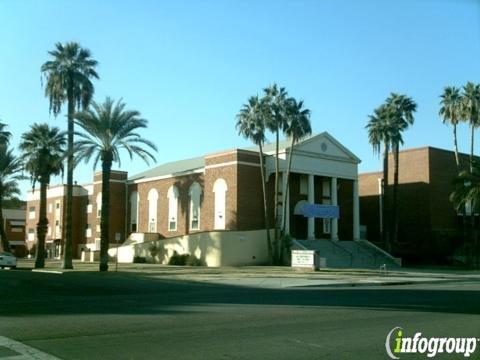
[266,132,361,241]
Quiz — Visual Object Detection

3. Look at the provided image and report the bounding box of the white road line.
[0,336,61,359]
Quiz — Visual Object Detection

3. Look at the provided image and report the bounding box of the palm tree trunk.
[453,123,460,169]
[62,89,74,269]
[258,143,272,263]
[35,181,48,268]
[470,123,475,173]
[0,203,10,251]
[280,137,295,261]
[392,143,400,244]
[273,127,280,264]
[100,156,112,271]
[382,143,390,252]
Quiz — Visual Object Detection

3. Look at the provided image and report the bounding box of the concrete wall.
[115,229,270,267]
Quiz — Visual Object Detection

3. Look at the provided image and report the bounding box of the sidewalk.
[15,259,480,289]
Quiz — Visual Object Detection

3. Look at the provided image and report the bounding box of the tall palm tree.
[440,86,463,169]
[386,93,417,244]
[281,98,311,253]
[263,84,289,262]
[0,122,11,146]
[236,95,273,263]
[20,124,66,268]
[41,41,99,269]
[0,146,23,252]
[75,97,157,271]
[450,163,480,266]
[462,82,480,173]
[366,104,394,251]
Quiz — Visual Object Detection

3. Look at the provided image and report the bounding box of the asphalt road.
[0,270,479,359]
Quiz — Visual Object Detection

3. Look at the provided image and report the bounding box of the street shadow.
[0,270,479,317]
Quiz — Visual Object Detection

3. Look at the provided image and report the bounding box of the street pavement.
[0,264,479,359]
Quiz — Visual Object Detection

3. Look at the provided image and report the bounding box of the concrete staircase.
[292,239,401,269]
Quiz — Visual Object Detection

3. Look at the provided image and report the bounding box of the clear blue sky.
[1,0,479,198]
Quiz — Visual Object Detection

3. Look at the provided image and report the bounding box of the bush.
[133,256,147,263]
[168,251,203,266]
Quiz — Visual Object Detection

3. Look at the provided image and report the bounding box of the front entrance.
[292,200,308,239]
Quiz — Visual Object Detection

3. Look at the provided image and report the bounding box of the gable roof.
[129,156,205,181]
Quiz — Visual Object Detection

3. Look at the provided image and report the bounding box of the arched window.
[130,191,139,232]
[96,192,102,218]
[213,178,227,230]
[189,182,202,230]
[167,185,179,231]
[147,188,158,232]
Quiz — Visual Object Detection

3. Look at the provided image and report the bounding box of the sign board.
[291,250,319,270]
[302,204,339,219]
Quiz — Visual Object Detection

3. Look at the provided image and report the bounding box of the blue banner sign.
[301,204,340,219]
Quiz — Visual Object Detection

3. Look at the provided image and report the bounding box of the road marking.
[0,336,61,359]
[31,270,63,275]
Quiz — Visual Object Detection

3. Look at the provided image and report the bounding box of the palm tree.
[281,98,311,255]
[41,41,99,269]
[462,82,480,173]
[236,95,273,263]
[440,86,463,169]
[366,104,394,251]
[20,124,66,268]
[450,162,480,266]
[0,122,11,146]
[75,97,157,271]
[386,93,417,244]
[263,84,289,262]
[0,146,23,252]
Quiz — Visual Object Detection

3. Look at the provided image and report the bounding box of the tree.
[281,98,311,256]
[75,97,157,271]
[440,86,463,169]
[263,84,289,263]
[0,122,11,146]
[41,42,99,269]
[0,146,23,252]
[450,162,480,267]
[236,95,273,262]
[461,82,480,173]
[366,104,394,251]
[386,93,417,244]
[20,124,66,268]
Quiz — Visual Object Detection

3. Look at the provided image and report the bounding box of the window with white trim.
[148,188,158,232]
[213,178,227,230]
[28,206,35,219]
[48,203,53,213]
[96,192,102,218]
[167,186,178,231]
[189,182,202,230]
[130,191,138,232]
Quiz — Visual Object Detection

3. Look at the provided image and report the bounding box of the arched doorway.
[292,200,308,239]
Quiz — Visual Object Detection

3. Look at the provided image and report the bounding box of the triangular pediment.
[289,132,360,163]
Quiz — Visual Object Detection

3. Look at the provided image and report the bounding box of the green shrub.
[133,256,147,263]
[168,251,203,266]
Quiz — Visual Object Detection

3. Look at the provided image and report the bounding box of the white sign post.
[291,250,320,271]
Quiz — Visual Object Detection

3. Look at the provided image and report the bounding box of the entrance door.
[293,200,308,239]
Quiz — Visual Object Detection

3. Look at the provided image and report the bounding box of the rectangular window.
[96,225,101,233]
[87,204,92,213]
[47,226,51,236]
[169,219,176,231]
[29,206,36,219]
[85,224,92,238]
[97,209,101,218]
[131,223,137,232]
[56,202,60,209]
[323,219,331,234]
[48,203,53,213]
[27,228,35,241]
[95,238,101,251]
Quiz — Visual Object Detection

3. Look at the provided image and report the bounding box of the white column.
[353,179,360,240]
[307,174,315,239]
[331,177,339,241]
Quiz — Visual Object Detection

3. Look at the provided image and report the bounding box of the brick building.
[359,146,468,264]
[1,208,26,256]
[25,132,362,264]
